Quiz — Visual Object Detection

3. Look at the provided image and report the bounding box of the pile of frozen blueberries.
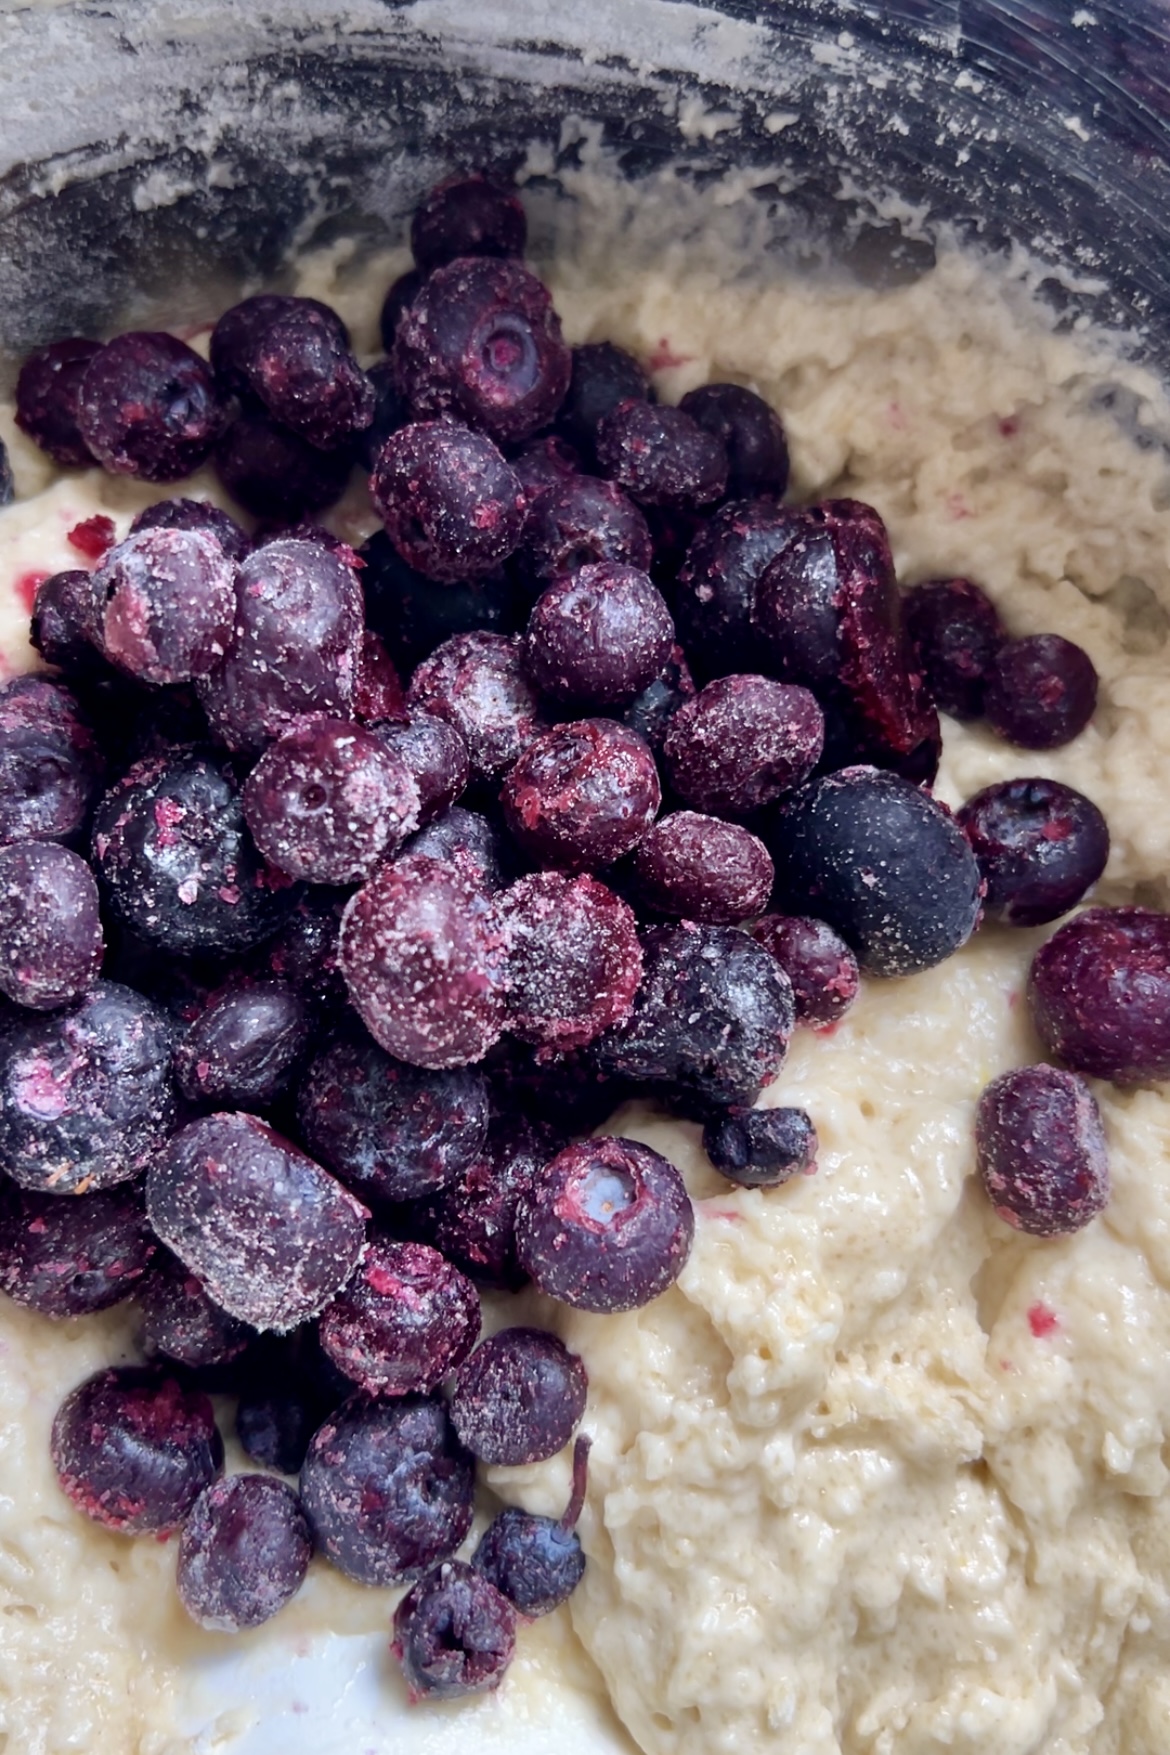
[1,169,1167,1701]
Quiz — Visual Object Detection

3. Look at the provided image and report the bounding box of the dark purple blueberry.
[353,628,407,726]
[235,1329,344,1474]
[510,433,582,502]
[748,914,860,1027]
[702,1106,818,1187]
[408,631,548,781]
[370,711,470,828]
[14,337,102,466]
[673,498,803,679]
[300,1393,474,1586]
[393,258,571,447]
[401,805,507,893]
[593,922,794,1108]
[147,1112,368,1332]
[209,294,350,396]
[0,841,103,1010]
[30,570,106,676]
[679,382,789,499]
[501,870,642,1056]
[957,778,1109,928]
[984,633,1099,749]
[380,268,428,353]
[361,530,527,673]
[358,358,411,470]
[178,1473,312,1631]
[76,332,224,481]
[298,1029,490,1206]
[51,1366,222,1533]
[418,1109,557,1290]
[501,718,661,871]
[89,527,236,686]
[319,1237,480,1396]
[340,852,509,1069]
[472,1433,589,1616]
[771,767,982,977]
[632,812,773,925]
[596,399,727,511]
[411,172,527,273]
[516,1136,693,1313]
[215,407,355,520]
[902,577,1006,720]
[1028,906,1170,1084]
[393,1559,516,1702]
[139,1249,253,1368]
[129,497,250,563]
[0,1181,155,1317]
[253,887,348,1013]
[487,1039,624,1137]
[198,537,364,756]
[976,1065,1109,1235]
[557,342,653,465]
[512,474,653,595]
[174,980,309,1108]
[371,421,526,584]
[622,644,697,754]
[449,1326,586,1465]
[0,981,174,1194]
[524,562,675,708]
[91,749,295,958]
[237,303,374,450]
[662,674,823,817]
[0,675,103,847]
[242,717,419,886]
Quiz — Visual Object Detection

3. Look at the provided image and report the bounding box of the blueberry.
[215,407,355,520]
[678,382,789,499]
[379,268,428,353]
[512,474,653,595]
[621,644,697,755]
[29,570,106,677]
[14,337,102,466]
[139,1249,253,1369]
[596,399,727,510]
[501,718,661,871]
[976,1065,1109,1235]
[770,767,983,977]
[51,1366,222,1533]
[632,811,773,925]
[472,1433,590,1616]
[318,1236,480,1396]
[353,628,407,725]
[77,332,224,482]
[129,496,251,563]
[90,527,237,686]
[661,674,824,817]
[702,1107,818,1187]
[178,1474,312,1632]
[556,342,653,465]
[401,805,508,893]
[415,1108,561,1290]
[748,914,860,1026]
[957,778,1109,927]
[984,633,1098,749]
[147,1111,368,1332]
[209,294,350,397]
[408,631,549,781]
[174,979,309,1109]
[369,711,470,829]
[393,1559,516,1702]
[516,1136,693,1313]
[1028,905,1170,1084]
[235,1329,344,1475]
[361,530,527,673]
[0,1181,155,1318]
[448,1326,587,1465]
[235,302,374,450]
[372,420,527,583]
[358,357,411,470]
[300,1393,474,1586]
[510,432,583,502]
[524,562,675,708]
[0,841,103,1010]
[410,171,527,272]
[902,577,1005,720]
[501,870,642,1055]
[0,675,103,848]
[251,887,348,1016]
[673,498,802,679]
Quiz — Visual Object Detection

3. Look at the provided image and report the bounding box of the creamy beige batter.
[1,212,1169,1755]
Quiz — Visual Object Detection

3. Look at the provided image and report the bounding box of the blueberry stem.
[559,1433,592,1535]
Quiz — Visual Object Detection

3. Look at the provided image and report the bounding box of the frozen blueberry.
[957,778,1109,928]
[511,433,583,503]
[679,382,789,499]
[903,577,1005,720]
[501,718,661,871]
[361,530,527,673]
[985,633,1099,749]
[353,628,407,726]
[976,1064,1109,1236]
[393,1559,516,1702]
[516,1136,693,1313]
[673,498,803,679]
[15,337,102,466]
[632,812,773,925]
[401,805,507,893]
[198,537,364,755]
[77,332,224,481]
[662,674,824,816]
[408,631,548,780]
[524,562,675,708]
[417,1109,560,1290]
[512,474,653,595]
[369,711,470,828]
[174,980,309,1108]
[0,675,103,847]
[594,922,795,1109]
[340,853,509,1070]
[178,1473,312,1632]
[556,342,652,464]
[359,358,411,470]
[702,1106,818,1187]
[243,717,419,886]
[91,749,294,958]
[472,1432,590,1617]
[596,399,727,511]
[235,302,374,450]
[147,1112,368,1332]
[0,981,174,1194]
[411,171,527,272]
[0,1181,155,1317]
[250,887,348,1014]
[1028,905,1170,1084]
[487,1039,624,1138]
[51,1366,222,1533]
[748,914,860,1026]
[128,503,245,568]
[139,1249,253,1368]
[449,1326,586,1465]
[300,1393,474,1586]
[0,841,103,1010]
[235,1330,344,1475]
[771,767,982,978]
[89,527,237,686]
[380,268,428,353]
[501,870,642,1056]
[30,570,106,677]
[393,257,571,447]
[622,644,697,754]
[372,420,526,583]
[215,407,355,520]
[319,1236,480,1396]
[210,294,350,394]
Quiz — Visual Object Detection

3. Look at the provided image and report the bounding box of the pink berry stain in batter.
[1028,1301,1060,1338]
[15,571,48,613]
